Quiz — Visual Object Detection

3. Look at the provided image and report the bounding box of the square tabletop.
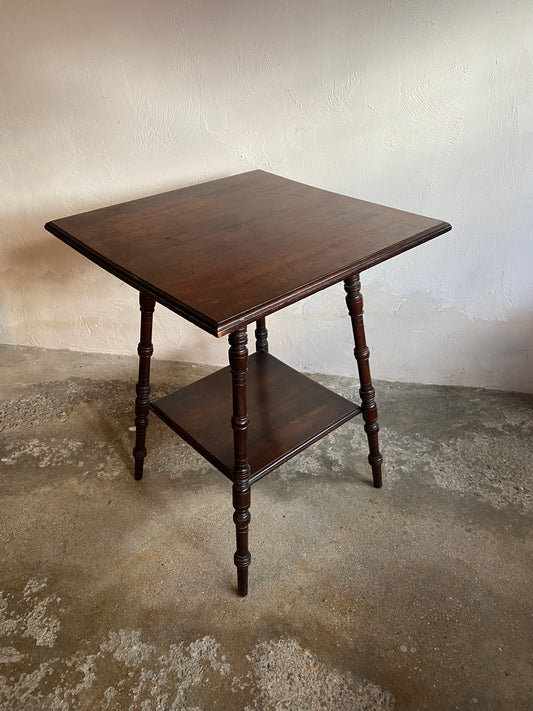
[45,170,451,337]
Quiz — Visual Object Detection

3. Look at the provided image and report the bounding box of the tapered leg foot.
[229,326,252,596]
[233,484,251,596]
[368,450,383,489]
[344,274,383,488]
[237,565,249,597]
[133,292,155,480]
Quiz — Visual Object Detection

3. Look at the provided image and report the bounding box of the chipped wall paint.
[0,0,531,392]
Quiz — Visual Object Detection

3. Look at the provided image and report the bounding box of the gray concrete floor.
[0,344,531,711]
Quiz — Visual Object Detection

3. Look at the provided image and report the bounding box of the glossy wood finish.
[133,292,155,480]
[149,350,361,484]
[345,274,383,488]
[228,327,252,596]
[45,170,451,337]
[46,170,451,596]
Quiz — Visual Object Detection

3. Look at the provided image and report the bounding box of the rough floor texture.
[0,344,531,711]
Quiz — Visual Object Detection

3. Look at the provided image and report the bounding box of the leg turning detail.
[229,326,252,595]
[344,274,383,488]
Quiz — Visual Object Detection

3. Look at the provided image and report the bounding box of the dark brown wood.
[228,326,251,596]
[255,317,268,352]
[149,350,361,484]
[45,170,451,337]
[133,291,155,480]
[45,171,451,595]
[344,274,383,488]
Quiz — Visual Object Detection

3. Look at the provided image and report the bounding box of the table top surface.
[45,170,451,336]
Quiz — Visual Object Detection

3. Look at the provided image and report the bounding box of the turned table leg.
[344,274,383,488]
[255,317,269,352]
[133,291,156,480]
[229,326,252,596]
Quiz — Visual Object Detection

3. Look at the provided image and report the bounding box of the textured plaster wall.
[1,0,532,392]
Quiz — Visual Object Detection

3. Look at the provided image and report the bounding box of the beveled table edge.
[45,218,451,337]
[45,172,451,337]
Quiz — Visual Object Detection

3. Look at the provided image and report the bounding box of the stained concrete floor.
[0,343,532,711]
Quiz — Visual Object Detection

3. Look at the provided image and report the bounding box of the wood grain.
[149,350,361,484]
[45,170,451,336]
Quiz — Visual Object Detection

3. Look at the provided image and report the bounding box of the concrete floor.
[0,344,531,711]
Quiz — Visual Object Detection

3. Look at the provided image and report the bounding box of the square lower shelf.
[149,350,361,484]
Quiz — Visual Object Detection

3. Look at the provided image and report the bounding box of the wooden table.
[45,170,451,596]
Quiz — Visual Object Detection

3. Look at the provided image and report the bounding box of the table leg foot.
[344,274,383,488]
[369,452,383,489]
[236,563,249,597]
[133,292,155,480]
[233,487,251,596]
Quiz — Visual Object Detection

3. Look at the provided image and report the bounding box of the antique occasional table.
[45,170,451,596]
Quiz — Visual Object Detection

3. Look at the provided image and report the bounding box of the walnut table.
[45,170,451,596]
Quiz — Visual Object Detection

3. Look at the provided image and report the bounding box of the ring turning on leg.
[229,326,252,595]
[255,317,269,352]
[344,274,383,488]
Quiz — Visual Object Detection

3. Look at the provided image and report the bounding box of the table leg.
[229,326,252,596]
[133,291,156,480]
[255,317,269,352]
[344,274,383,488]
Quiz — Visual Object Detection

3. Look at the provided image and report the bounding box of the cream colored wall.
[1,0,532,392]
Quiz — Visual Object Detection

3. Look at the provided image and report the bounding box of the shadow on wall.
[1,221,223,366]
[2,203,532,393]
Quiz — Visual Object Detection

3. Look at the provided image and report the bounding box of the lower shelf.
[149,350,361,484]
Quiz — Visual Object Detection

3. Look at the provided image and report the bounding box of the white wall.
[1,0,532,392]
